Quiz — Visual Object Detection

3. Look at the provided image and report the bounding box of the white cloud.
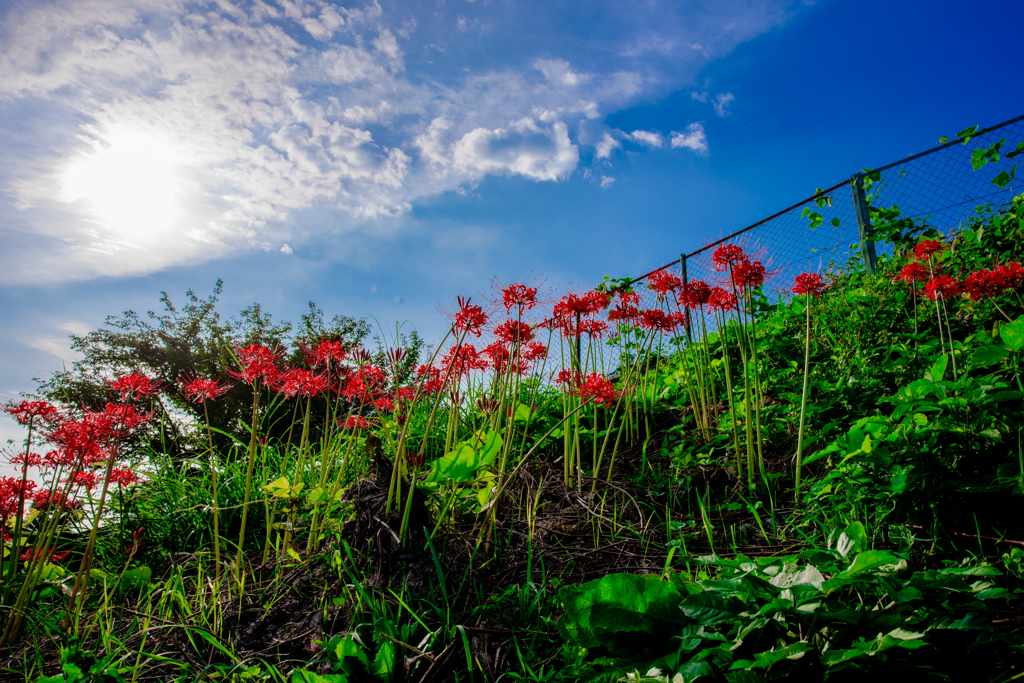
[594,132,622,159]
[451,119,578,182]
[713,92,735,117]
[670,123,710,156]
[280,243,293,254]
[627,130,663,148]
[691,91,709,103]
[600,176,615,189]
[0,0,797,282]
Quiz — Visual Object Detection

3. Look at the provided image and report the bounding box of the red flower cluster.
[230,345,282,385]
[452,297,488,337]
[707,287,738,312]
[914,240,946,260]
[441,344,489,378]
[792,272,827,297]
[640,309,685,332]
[679,280,711,309]
[923,275,962,301]
[572,373,625,407]
[4,400,61,426]
[309,340,347,367]
[963,262,1024,300]
[274,368,329,398]
[732,259,766,290]
[712,244,746,271]
[494,320,534,345]
[897,262,930,285]
[180,374,232,404]
[502,284,539,314]
[647,269,682,298]
[109,372,162,401]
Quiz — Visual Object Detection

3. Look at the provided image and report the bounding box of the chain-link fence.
[584,113,1024,371]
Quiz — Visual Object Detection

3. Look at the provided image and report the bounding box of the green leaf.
[835,522,868,559]
[971,343,1009,368]
[119,566,151,592]
[374,641,396,682]
[836,550,905,579]
[992,164,1016,189]
[558,573,685,657]
[927,353,948,383]
[999,316,1024,351]
[425,430,503,484]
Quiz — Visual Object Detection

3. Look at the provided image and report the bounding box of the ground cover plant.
[3,165,1024,681]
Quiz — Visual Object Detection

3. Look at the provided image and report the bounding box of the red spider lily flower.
[712,244,746,271]
[442,344,489,377]
[73,470,98,491]
[707,287,738,312]
[572,373,625,407]
[914,240,945,260]
[524,341,547,363]
[127,527,145,554]
[343,365,388,400]
[792,273,827,297]
[4,400,61,426]
[640,309,678,332]
[579,319,609,338]
[97,403,151,432]
[416,365,444,394]
[995,261,1024,290]
[618,290,640,306]
[338,415,371,430]
[180,374,232,404]
[555,369,583,386]
[963,268,1009,300]
[10,452,42,467]
[608,304,642,325]
[375,397,394,413]
[502,284,539,314]
[109,468,139,487]
[923,275,962,301]
[495,320,534,345]
[32,488,80,511]
[311,340,347,367]
[451,296,488,337]
[274,368,330,398]
[897,262,929,285]
[229,345,282,386]
[0,477,37,524]
[648,269,682,298]
[732,259,766,290]
[485,341,528,375]
[679,280,712,309]
[109,372,162,401]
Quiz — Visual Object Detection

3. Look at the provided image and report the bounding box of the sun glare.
[60,129,186,246]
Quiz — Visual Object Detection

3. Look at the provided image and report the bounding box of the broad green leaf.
[1000,316,1024,351]
[768,563,824,591]
[120,566,151,591]
[374,641,396,681]
[558,573,685,656]
[425,430,503,484]
[678,591,744,626]
[292,671,348,683]
[836,550,905,579]
[835,522,868,558]
[992,165,1016,189]
[926,353,948,383]
[971,343,1009,368]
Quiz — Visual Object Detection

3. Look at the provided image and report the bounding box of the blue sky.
[2,0,1024,448]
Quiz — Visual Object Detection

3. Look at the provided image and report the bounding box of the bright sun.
[60,128,186,246]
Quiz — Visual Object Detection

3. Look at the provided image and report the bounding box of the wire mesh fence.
[582,112,1024,373]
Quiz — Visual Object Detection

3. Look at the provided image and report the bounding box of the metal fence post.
[680,253,691,330]
[850,173,878,274]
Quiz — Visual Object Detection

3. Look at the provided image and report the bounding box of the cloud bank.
[0,0,800,282]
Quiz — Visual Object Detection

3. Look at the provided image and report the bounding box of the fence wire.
[595,113,1024,373]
